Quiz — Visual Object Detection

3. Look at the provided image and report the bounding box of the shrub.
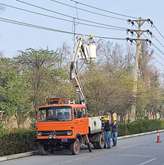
[118,119,164,136]
[0,129,35,156]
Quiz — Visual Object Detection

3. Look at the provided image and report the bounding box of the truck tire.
[70,139,81,155]
[93,133,104,149]
[38,144,49,155]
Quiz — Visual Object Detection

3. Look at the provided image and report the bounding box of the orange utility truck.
[35,36,104,154]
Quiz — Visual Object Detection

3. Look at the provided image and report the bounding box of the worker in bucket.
[111,112,118,146]
[103,113,112,149]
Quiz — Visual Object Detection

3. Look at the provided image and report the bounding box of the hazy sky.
[0,0,163,71]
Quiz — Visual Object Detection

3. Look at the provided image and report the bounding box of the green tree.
[0,57,31,127]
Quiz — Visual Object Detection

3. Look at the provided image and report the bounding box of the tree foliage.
[0,41,163,128]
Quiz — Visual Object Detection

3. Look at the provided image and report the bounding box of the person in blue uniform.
[104,119,111,149]
[111,119,118,146]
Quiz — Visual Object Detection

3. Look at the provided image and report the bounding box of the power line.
[70,0,137,19]
[150,41,164,66]
[152,34,164,48]
[0,3,125,32]
[152,42,164,55]
[50,0,126,21]
[151,38,164,69]
[151,42,164,68]
[0,16,127,40]
[139,26,164,53]
[16,0,126,30]
[153,24,164,41]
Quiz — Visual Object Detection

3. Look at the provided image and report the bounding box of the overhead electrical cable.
[0,16,127,40]
[16,0,126,30]
[0,3,125,31]
[49,0,126,21]
[152,34,164,48]
[153,24,164,41]
[152,42,164,56]
[69,0,137,19]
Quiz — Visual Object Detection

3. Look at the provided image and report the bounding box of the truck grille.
[39,131,70,136]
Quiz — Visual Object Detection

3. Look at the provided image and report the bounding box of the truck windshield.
[38,107,72,121]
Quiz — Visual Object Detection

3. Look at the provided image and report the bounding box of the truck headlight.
[67,130,73,136]
[37,131,42,136]
[48,135,53,139]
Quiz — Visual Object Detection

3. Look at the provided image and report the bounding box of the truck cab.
[36,98,89,154]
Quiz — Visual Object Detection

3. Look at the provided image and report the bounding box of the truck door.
[73,108,89,136]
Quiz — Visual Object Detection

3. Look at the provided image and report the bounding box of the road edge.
[0,151,34,162]
[118,129,164,140]
[0,129,164,162]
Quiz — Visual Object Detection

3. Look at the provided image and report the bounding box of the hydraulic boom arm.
[70,36,96,103]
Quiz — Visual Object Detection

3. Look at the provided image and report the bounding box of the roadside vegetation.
[0,41,164,155]
[118,119,164,136]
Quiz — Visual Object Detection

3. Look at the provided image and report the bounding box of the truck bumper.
[36,138,74,147]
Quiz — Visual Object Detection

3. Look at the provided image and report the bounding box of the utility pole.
[127,17,153,122]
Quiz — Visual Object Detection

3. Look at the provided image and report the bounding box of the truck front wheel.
[38,144,49,155]
[70,139,81,155]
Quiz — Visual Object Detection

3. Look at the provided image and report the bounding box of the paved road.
[1,133,164,165]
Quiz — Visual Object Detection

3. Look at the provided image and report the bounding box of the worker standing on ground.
[103,113,111,149]
[111,112,118,146]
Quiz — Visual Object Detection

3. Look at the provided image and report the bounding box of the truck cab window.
[38,107,72,121]
[74,108,86,118]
